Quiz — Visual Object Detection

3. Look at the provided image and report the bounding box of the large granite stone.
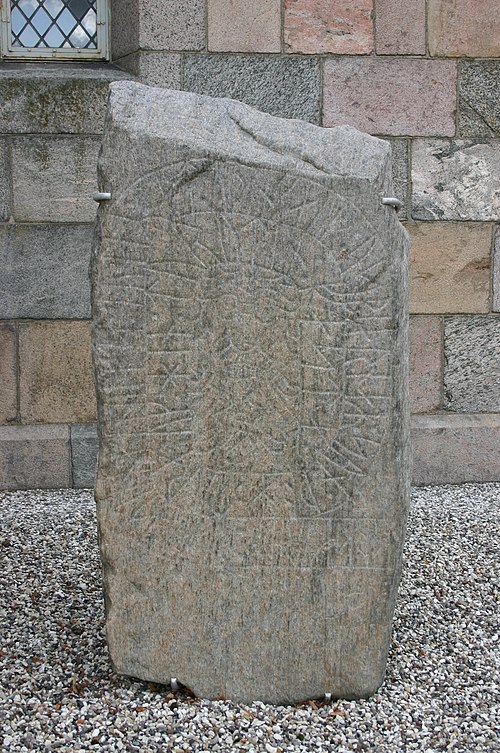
[458,61,500,137]
[92,82,410,705]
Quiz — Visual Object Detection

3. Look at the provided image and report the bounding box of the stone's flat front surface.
[93,83,410,705]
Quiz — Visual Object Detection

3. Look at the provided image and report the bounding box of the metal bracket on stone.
[382,197,403,211]
[93,192,112,202]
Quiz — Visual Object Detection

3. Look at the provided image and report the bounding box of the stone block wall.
[1,0,499,488]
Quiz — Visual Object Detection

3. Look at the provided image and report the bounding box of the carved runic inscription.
[92,82,410,705]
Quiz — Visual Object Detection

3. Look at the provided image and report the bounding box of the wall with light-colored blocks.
[1,0,499,488]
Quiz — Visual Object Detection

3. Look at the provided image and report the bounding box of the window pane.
[10,0,98,49]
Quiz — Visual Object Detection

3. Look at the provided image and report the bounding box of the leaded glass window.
[1,0,109,59]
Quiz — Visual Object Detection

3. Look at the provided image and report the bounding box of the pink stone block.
[429,0,500,57]
[409,316,442,413]
[284,0,373,54]
[375,0,425,55]
[208,0,281,53]
[323,59,456,136]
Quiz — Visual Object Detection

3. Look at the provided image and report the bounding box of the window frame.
[0,0,110,61]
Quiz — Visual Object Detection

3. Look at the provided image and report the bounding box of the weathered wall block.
[374,0,425,55]
[407,222,491,314]
[138,0,205,51]
[412,140,500,221]
[284,0,373,54]
[110,0,139,59]
[12,136,99,223]
[386,139,408,219]
[409,316,442,413]
[209,0,281,52]
[0,424,70,490]
[444,317,500,413]
[19,321,96,424]
[494,228,500,313]
[0,322,17,423]
[71,423,98,488]
[412,414,500,485]
[323,59,456,136]
[115,52,181,88]
[428,0,500,57]
[0,64,132,134]
[458,61,500,138]
[0,224,92,319]
[0,138,10,220]
[183,54,321,123]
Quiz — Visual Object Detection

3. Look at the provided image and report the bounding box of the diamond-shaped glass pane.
[10,0,97,49]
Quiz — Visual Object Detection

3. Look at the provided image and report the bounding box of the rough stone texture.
[0,138,10,221]
[0,64,132,134]
[374,0,425,55]
[110,0,140,59]
[444,317,500,413]
[494,228,500,313]
[323,59,456,137]
[428,0,500,57]
[411,414,500,485]
[412,140,500,221]
[183,55,321,123]
[0,424,70,490]
[409,316,442,414]
[284,0,373,54]
[19,321,96,424]
[386,139,408,220]
[12,136,99,223]
[71,423,98,488]
[0,323,17,423]
[138,0,205,51]
[458,61,500,138]
[407,222,491,314]
[92,82,410,705]
[0,224,92,319]
[208,0,281,52]
[115,52,181,88]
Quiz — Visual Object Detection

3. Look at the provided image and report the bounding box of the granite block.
[409,316,442,413]
[19,321,96,424]
[428,0,500,57]
[0,64,132,134]
[0,323,17,423]
[494,228,500,313]
[115,52,182,88]
[458,61,500,138]
[92,82,410,703]
[323,59,456,136]
[183,54,321,123]
[374,0,425,55]
[12,136,99,222]
[408,222,491,314]
[209,0,281,52]
[0,424,70,490]
[412,140,500,221]
[284,0,373,54]
[386,139,408,219]
[444,317,500,413]
[71,423,98,488]
[110,0,140,59]
[138,0,205,51]
[0,138,10,220]
[0,224,92,319]
[411,414,500,485]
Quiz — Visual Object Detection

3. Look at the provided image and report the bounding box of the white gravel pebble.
[1,484,499,752]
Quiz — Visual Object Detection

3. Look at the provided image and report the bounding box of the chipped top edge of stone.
[107,81,390,182]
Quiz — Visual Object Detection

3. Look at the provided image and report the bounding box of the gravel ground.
[1,484,499,753]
